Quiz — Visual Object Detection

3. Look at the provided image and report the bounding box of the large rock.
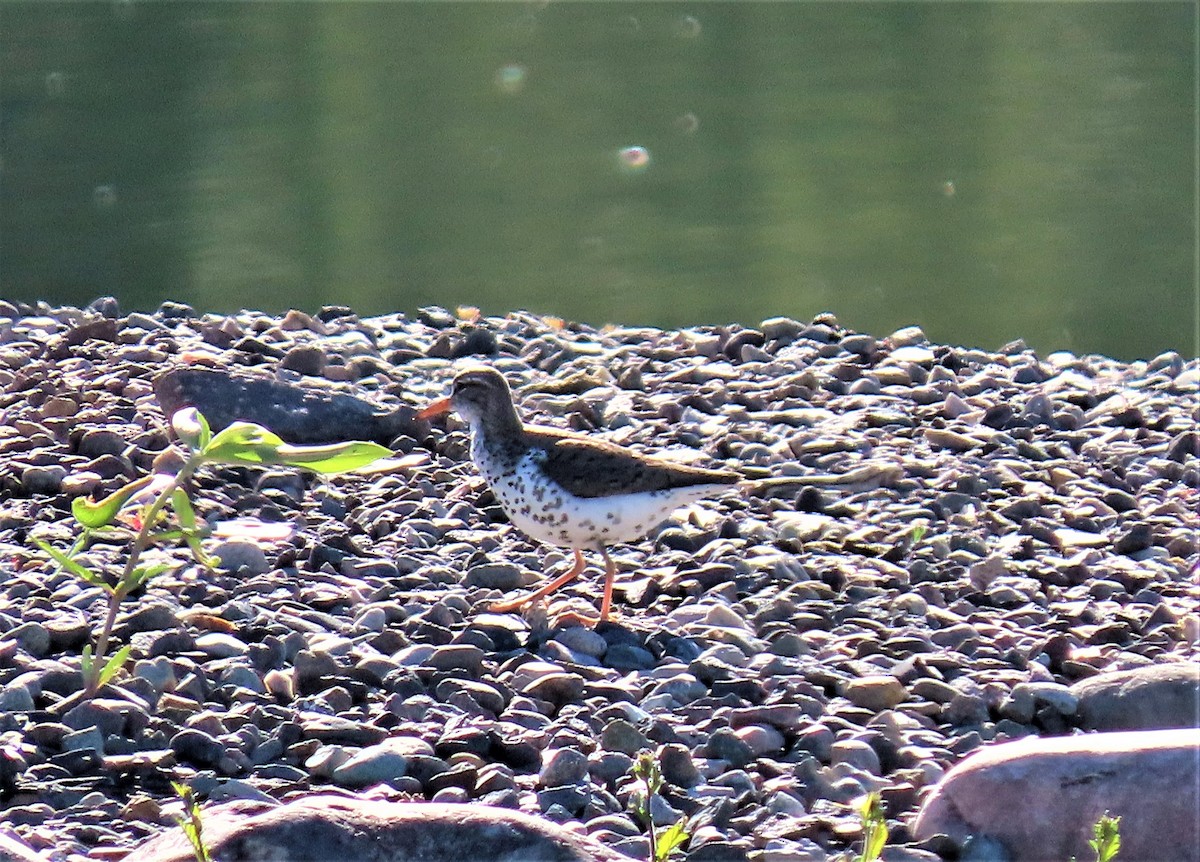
[124,795,630,862]
[912,729,1199,862]
[1070,662,1199,731]
[0,831,44,862]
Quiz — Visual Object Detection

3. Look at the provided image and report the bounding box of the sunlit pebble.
[93,185,118,208]
[617,146,651,172]
[675,112,700,135]
[495,64,526,95]
[674,15,701,39]
[942,180,956,197]
[45,72,66,98]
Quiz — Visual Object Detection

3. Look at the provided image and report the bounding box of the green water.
[0,2,1194,360]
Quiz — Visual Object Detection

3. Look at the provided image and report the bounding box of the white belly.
[480,451,727,549]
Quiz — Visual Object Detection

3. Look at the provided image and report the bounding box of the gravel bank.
[0,299,1196,861]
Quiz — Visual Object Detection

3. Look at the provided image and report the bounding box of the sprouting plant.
[1090,813,1121,862]
[909,523,927,544]
[171,780,211,862]
[36,408,391,703]
[854,792,888,862]
[630,751,689,862]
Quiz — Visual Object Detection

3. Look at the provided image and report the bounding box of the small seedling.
[1090,813,1121,862]
[909,523,927,544]
[630,751,689,862]
[36,408,391,702]
[854,792,887,862]
[171,781,211,862]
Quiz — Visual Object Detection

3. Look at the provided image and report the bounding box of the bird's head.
[417,367,519,432]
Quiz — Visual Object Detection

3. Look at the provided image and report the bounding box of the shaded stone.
[1071,663,1200,731]
[124,796,630,862]
[332,737,435,789]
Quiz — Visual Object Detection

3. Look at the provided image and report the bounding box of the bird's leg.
[598,549,617,623]
[490,548,586,613]
[555,549,618,629]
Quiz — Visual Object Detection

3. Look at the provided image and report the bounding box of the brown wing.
[525,426,740,499]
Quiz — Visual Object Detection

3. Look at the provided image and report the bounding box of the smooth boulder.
[912,728,1199,862]
[1070,662,1199,731]
[124,796,631,862]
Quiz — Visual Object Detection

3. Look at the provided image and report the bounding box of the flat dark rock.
[153,366,416,445]
[124,796,630,862]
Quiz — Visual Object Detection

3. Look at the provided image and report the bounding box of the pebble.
[842,676,908,712]
[538,747,589,788]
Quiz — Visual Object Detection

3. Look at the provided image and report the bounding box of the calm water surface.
[0,2,1194,360]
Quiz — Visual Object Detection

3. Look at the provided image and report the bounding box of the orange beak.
[416,396,453,420]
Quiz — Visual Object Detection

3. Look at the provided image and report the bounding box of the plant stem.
[84,458,199,696]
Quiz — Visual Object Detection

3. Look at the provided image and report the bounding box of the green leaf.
[655,820,690,861]
[200,421,286,465]
[34,539,111,591]
[172,488,199,532]
[71,475,156,529]
[862,824,887,862]
[271,440,392,474]
[1091,813,1121,862]
[80,644,94,677]
[171,408,212,451]
[200,421,391,474]
[126,562,172,591]
[97,644,132,687]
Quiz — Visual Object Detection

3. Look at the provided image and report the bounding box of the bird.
[417,367,742,625]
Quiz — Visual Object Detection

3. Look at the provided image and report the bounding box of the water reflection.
[0,2,1191,360]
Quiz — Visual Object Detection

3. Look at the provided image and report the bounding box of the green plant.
[909,523,927,544]
[1090,813,1121,862]
[854,792,887,862]
[36,408,390,701]
[171,780,211,862]
[630,751,689,862]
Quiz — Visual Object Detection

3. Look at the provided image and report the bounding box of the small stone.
[538,748,588,788]
[734,724,784,757]
[194,632,249,659]
[1,622,50,657]
[21,465,67,495]
[332,737,434,788]
[658,743,700,788]
[842,676,907,712]
[211,540,270,574]
[600,719,651,756]
[170,728,227,768]
[830,739,882,775]
[553,627,608,658]
[604,643,656,671]
[463,562,526,590]
[705,728,755,769]
[280,345,326,376]
[426,644,486,675]
[529,672,588,706]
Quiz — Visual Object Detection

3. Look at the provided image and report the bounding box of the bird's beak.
[416,396,453,420]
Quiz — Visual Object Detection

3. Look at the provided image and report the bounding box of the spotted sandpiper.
[417,367,741,624]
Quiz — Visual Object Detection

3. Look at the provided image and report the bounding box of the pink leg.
[598,549,617,622]
[490,548,586,613]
